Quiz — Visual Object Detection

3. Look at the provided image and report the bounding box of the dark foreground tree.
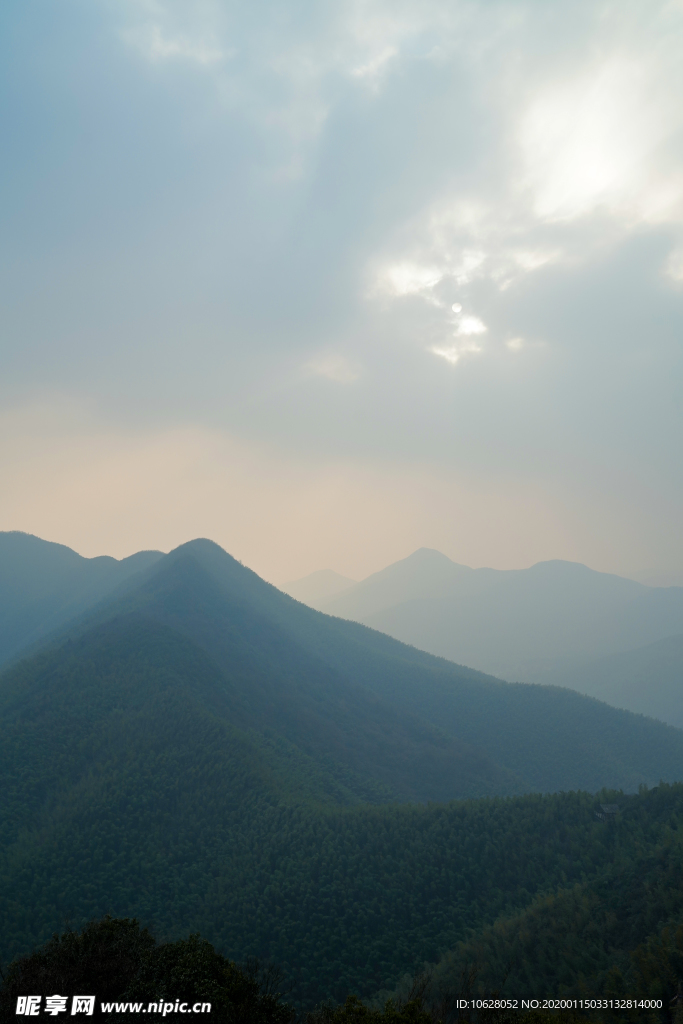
[0,917,295,1023]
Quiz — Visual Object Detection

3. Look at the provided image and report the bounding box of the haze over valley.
[285,548,683,728]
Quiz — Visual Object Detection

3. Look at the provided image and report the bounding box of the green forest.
[3,680,683,1014]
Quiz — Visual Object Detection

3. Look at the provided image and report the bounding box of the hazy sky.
[2,0,683,584]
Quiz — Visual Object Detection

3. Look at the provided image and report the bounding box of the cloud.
[3,0,683,580]
[352,3,683,375]
[456,315,486,336]
[350,45,398,84]
[430,336,483,365]
[665,246,683,284]
[519,57,683,225]
[304,353,361,383]
[377,262,447,297]
[120,0,228,66]
[128,24,225,64]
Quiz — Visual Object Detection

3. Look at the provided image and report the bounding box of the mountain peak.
[168,538,236,560]
[406,547,459,562]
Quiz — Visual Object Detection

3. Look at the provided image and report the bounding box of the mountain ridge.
[0,531,164,669]
[6,537,683,797]
[298,548,683,722]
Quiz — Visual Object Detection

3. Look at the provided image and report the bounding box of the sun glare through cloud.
[2,0,683,584]
[519,57,683,225]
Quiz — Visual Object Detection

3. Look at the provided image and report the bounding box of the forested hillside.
[394,783,683,1018]
[3,539,683,1011]
[3,775,683,1012]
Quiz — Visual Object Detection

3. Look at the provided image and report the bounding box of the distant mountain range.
[284,548,683,727]
[2,533,683,1006]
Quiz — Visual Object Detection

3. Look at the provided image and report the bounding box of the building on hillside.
[595,804,619,820]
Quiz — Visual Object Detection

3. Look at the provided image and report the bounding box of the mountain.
[0,531,164,669]
[313,549,683,721]
[7,534,681,730]
[2,537,683,801]
[3,538,683,1007]
[542,633,683,728]
[315,549,477,617]
[28,537,683,796]
[282,569,357,605]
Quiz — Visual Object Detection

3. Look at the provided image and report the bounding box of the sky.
[2,0,683,585]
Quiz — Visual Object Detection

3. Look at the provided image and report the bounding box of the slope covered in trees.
[3,786,683,1015]
[399,784,683,1020]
